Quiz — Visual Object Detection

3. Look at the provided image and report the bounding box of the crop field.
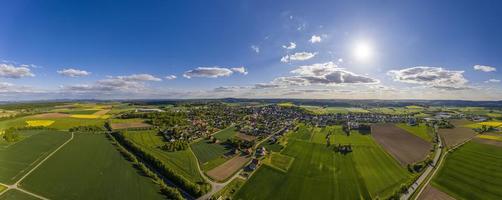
[25,120,54,127]
[191,127,237,170]
[396,123,433,142]
[110,121,152,130]
[371,124,432,165]
[439,120,477,148]
[235,125,410,199]
[299,106,370,114]
[20,134,164,200]
[477,134,502,142]
[0,116,105,131]
[123,130,204,183]
[62,109,101,115]
[206,155,249,182]
[431,141,502,199]
[0,130,70,184]
[418,185,454,200]
[267,152,294,171]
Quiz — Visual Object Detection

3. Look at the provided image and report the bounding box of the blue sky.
[0,0,501,100]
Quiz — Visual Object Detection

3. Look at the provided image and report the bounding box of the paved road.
[400,126,442,200]
[0,132,74,200]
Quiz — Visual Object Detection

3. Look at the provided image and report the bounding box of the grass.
[235,125,410,199]
[212,178,245,200]
[63,109,101,115]
[432,141,502,199]
[123,130,204,183]
[0,185,5,193]
[0,190,39,200]
[191,139,231,170]
[0,116,105,131]
[25,120,54,127]
[268,152,294,171]
[0,130,70,184]
[20,133,164,200]
[396,123,433,142]
[259,142,284,152]
[213,126,237,141]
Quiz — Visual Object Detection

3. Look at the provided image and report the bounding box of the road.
[400,126,442,200]
[0,132,74,200]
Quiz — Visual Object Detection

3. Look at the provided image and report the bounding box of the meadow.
[432,141,502,199]
[235,125,410,199]
[0,116,105,131]
[122,130,204,183]
[190,126,237,171]
[0,190,38,200]
[0,130,70,184]
[20,134,164,200]
[396,123,433,142]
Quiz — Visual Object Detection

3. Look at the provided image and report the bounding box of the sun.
[353,40,373,62]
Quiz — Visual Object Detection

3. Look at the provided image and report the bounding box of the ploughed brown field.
[473,136,502,147]
[110,122,152,130]
[93,109,110,115]
[418,185,455,200]
[235,133,256,142]
[371,123,432,166]
[439,120,476,148]
[206,155,250,182]
[30,113,71,118]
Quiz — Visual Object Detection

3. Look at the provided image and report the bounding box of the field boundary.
[0,132,74,200]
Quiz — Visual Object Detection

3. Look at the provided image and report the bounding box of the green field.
[191,126,236,170]
[432,141,502,199]
[396,123,433,142]
[268,152,294,171]
[123,130,204,183]
[0,130,70,184]
[20,133,164,200]
[0,190,38,200]
[0,116,105,131]
[235,125,410,199]
[62,109,100,115]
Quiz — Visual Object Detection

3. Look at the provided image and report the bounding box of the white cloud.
[281,52,317,63]
[0,82,39,93]
[57,68,91,77]
[231,67,248,75]
[0,63,35,78]
[485,79,501,83]
[473,65,496,72]
[165,75,177,80]
[251,45,260,53]
[309,35,322,43]
[387,66,468,89]
[183,67,234,79]
[282,42,296,50]
[259,62,378,88]
[117,74,162,81]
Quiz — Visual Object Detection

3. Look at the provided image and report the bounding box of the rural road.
[0,132,74,200]
[400,126,442,200]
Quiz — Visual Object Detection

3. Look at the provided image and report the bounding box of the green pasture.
[0,130,70,184]
[190,126,237,171]
[123,130,204,183]
[432,141,502,200]
[0,190,38,200]
[0,116,105,131]
[396,123,433,142]
[235,125,410,200]
[20,133,164,200]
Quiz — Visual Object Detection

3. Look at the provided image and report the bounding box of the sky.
[1,0,502,101]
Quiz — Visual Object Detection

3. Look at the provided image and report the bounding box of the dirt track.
[371,123,432,166]
[206,155,250,182]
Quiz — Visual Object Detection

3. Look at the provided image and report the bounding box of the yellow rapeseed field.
[26,120,55,127]
[70,114,100,119]
[477,135,502,142]
[477,121,502,127]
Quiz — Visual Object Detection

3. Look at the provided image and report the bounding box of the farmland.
[235,125,411,199]
[190,126,237,171]
[122,130,204,183]
[371,124,432,165]
[439,120,477,148]
[396,123,433,142]
[431,141,502,199]
[0,130,70,184]
[19,133,164,200]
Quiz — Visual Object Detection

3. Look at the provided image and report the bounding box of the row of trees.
[112,132,210,197]
[69,125,106,133]
[161,140,189,152]
[2,126,55,142]
[106,133,184,200]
